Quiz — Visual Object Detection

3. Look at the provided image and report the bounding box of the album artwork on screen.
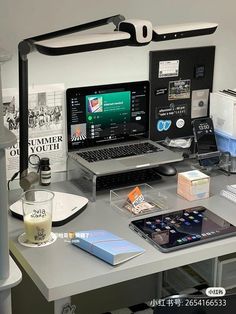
[149,46,215,141]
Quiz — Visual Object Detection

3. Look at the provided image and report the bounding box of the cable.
[7,171,20,190]
[7,154,41,190]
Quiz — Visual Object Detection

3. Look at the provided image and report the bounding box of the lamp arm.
[18,43,38,190]
[27,14,125,43]
[17,14,126,190]
[18,48,28,181]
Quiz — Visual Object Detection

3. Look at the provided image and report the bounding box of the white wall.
[0,0,235,91]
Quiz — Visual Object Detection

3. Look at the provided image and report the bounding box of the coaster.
[18,232,57,248]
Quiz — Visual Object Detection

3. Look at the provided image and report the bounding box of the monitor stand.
[67,158,163,202]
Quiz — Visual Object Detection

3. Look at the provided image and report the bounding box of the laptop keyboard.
[96,168,162,191]
[77,142,162,162]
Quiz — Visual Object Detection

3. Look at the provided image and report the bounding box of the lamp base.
[9,191,88,226]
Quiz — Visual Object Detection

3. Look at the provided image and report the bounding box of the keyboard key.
[77,142,161,162]
[96,168,162,191]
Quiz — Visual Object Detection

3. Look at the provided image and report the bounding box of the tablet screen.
[130,206,236,252]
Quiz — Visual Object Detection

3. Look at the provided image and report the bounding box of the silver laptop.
[66,81,182,176]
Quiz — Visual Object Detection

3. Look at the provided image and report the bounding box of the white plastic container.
[215,130,236,173]
[190,253,236,289]
[210,92,236,137]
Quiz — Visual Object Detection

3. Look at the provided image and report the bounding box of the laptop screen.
[66,81,149,150]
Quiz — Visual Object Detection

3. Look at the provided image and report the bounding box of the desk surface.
[8,162,236,302]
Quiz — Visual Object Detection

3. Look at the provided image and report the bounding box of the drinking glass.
[21,189,54,243]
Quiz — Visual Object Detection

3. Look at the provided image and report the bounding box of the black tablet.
[129,206,236,252]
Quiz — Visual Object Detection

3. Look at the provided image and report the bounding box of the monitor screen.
[66,81,149,150]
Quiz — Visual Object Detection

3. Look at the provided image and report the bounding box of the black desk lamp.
[18,14,218,190]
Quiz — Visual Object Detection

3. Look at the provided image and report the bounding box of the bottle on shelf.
[40,157,51,186]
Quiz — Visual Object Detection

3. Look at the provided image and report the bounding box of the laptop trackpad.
[118,157,151,167]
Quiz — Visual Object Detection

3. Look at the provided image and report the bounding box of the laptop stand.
[67,157,162,201]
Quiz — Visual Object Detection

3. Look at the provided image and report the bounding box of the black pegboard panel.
[149,46,215,141]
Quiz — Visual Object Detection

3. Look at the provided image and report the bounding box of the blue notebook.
[71,230,145,265]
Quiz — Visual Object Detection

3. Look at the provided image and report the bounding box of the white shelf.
[0,257,22,292]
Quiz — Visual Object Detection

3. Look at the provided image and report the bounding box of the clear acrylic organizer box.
[110,183,168,218]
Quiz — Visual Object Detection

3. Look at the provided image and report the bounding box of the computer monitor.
[66,81,149,150]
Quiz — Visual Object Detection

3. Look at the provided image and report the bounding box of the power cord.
[7,171,20,190]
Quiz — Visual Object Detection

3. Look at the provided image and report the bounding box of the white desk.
[8,162,236,314]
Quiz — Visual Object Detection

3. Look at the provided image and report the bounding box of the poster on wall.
[191,89,209,119]
[158,60,179,78]
[168,79,191,100]
[149,46,215,141]
[2,84,67,181]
